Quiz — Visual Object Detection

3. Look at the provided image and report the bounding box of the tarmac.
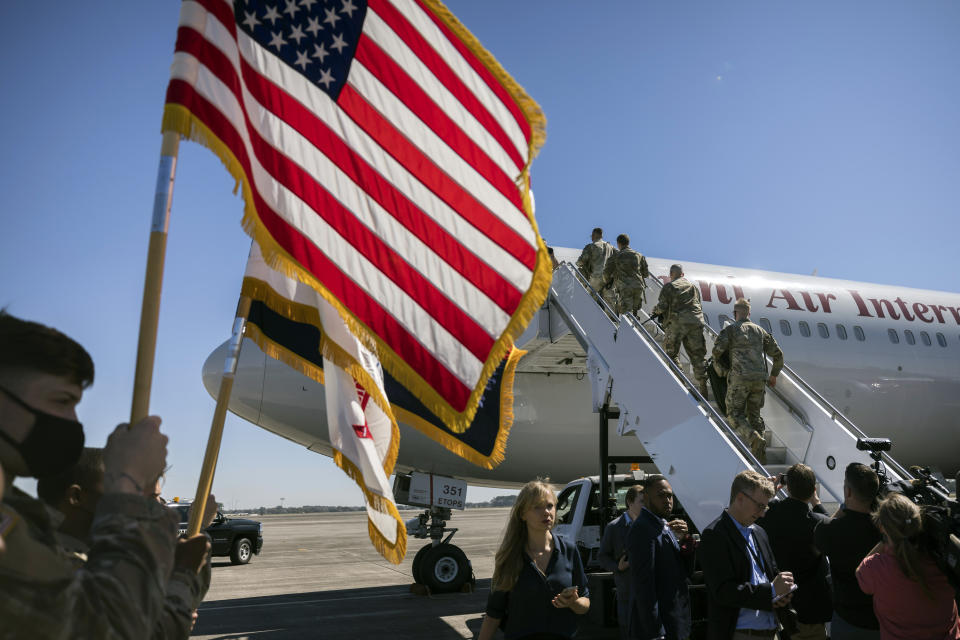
[192,508,620,639]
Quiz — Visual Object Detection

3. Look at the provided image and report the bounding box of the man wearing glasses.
[699,470,796,640]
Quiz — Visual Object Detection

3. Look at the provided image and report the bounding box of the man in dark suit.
[599,484,645,639]
[757,464,831,640]
[626,475,694,640]
[700,470,796,640]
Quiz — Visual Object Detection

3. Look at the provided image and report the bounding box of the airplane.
[202,247,959,591]
[204,247,960,485]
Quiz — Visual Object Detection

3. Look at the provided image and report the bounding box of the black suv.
[171,504,264,565]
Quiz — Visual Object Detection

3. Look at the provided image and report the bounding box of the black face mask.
[0,384,85,478]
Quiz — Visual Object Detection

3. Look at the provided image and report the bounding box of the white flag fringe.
[242,243,406,563]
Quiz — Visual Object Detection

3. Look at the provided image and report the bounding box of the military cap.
[734,298,751,313]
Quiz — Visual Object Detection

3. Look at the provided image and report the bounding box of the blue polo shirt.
[486,531,590,639]
[731,517,778,631]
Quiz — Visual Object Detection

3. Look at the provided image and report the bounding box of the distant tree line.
[465,494,516,508]
[224,494,516,515]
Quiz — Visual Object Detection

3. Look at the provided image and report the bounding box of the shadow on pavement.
[192,578,619,640]
[193,580,488,639]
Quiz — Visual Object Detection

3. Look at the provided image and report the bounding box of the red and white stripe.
[167,0,541,414]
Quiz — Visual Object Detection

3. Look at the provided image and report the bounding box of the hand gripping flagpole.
[130,131,180,424]
[187,295,251,537]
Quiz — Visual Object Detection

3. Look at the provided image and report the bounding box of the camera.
[856,438,892,453]
[862,438,960,590]
[857,438,893,485]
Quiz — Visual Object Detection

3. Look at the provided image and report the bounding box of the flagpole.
[130,131,180,424]
[186,295,252,537]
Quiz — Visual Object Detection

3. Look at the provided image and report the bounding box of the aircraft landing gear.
[408,506,474,593]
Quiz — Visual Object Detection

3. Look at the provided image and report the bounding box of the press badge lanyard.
[745,531,768,576]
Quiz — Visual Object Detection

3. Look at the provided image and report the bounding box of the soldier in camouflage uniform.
[37,447,213,638]
[576,227,616,308]
[651,264,709,398]
[602,233,649,315]
[0,311,205,639]
[711,299,784,463]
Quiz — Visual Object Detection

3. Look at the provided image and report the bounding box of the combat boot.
[750,430,767,464]
[697,381,709,401]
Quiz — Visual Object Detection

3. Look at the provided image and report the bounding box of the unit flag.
[163,0,548,433]
[243,242,406,562]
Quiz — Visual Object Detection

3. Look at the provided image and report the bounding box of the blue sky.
[3,2,958,508]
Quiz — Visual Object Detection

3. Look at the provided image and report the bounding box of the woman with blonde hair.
[478,479,590,640]
[856,492,959,639]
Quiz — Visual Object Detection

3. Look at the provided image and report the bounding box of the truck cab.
[553,473,647,569]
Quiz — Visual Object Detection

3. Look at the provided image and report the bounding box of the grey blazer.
[598,512,633,592]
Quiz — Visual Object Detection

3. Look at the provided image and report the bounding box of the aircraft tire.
[421,543,471,593]
[411,544,433,583]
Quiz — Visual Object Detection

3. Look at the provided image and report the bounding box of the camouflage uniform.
[712,319,784,463]
[602,247,649,315]
[576,239,616,308]
[0,487,196,639]
[54,526,212,639]
[651,276,708,394]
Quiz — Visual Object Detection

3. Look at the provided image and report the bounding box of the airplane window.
[817,323,829,339]
[904,330,916,345]
[779,320,792,336]
[854,326,865,341]
[937,332,947,347]
[719,314,732,327]
[920,331,932,346]
[799,321,811,337]
[836,324,848,340]
[888,328,900,344]
[758,318,772,333]
[555,484,581,526]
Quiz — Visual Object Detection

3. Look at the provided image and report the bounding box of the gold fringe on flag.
[331,448,407,565]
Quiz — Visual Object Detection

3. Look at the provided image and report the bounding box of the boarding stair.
[520,262,911,531]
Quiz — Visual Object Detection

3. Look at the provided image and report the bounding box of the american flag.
[164,0,548,432]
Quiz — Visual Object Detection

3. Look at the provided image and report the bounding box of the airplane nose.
[201,337,268,423]
[200,337,333,454]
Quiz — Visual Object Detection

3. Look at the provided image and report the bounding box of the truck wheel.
[421,543,471,593]
[411,544,433,584]
[230,537,253,565]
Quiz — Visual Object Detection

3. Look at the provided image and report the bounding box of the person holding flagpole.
[479,479,590,640]
[0,311,183,638]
